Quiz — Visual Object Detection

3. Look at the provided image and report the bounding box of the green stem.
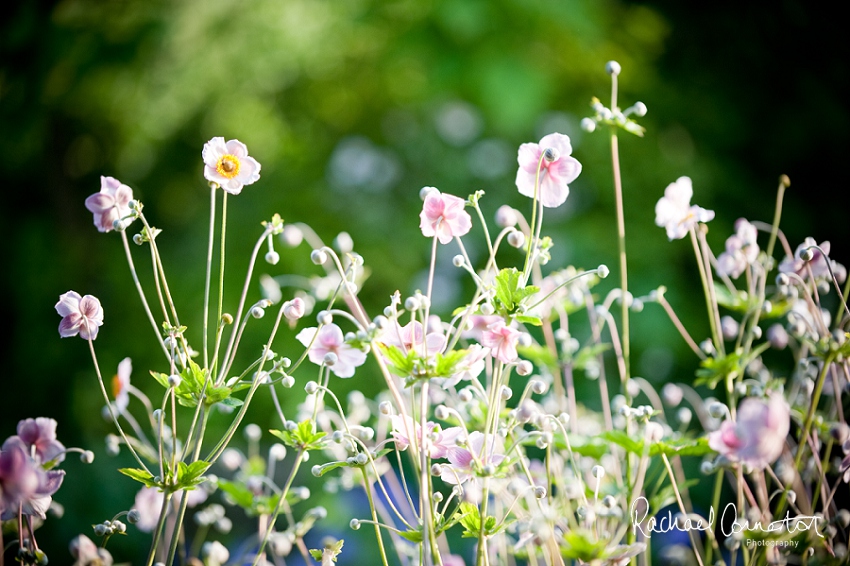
[359,467,391,566]
[203,185,217,368]
[145,491,173,566]
[252,450,306,565]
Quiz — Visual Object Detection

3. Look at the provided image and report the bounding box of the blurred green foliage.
[1,0,847,563]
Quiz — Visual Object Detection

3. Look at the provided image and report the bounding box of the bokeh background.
[2,0,848,563]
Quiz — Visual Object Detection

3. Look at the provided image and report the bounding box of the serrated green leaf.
[514,314,542,326]
[216,478,255,509]
[695,351,742,389]
[118,467,158,488]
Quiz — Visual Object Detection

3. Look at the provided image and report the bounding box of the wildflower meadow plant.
[4,61,849,566]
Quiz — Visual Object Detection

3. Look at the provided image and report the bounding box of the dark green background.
[2,0,847,563]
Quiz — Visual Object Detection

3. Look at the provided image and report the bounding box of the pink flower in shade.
[440,431,505,485]
[389,415,463,459]
[654,176,715,240]
[202,137,261,195]
[111,357,132,413]
[708,394,790,469]
[133,486,165,533]
[295,324,367,378]
[0,439,65,520]
[515,133,582,208]
[15,417,65,464]
[480,320,521,364]
[84,176,134,233]
[70,534,114,566]
[716,218,760,279]
[419,190,472,244]
[380,320,447,358]
[779,237,847,284]
[55,291,104,340]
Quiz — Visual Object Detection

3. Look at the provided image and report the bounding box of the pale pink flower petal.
[55,291,104,340]
[295,324,366,378]
[708,394,789,469]
[419,190,472,244]
[515,133,582,208]
[655,177,714,240]
[202,137,262,195]
[84,176,135,233]
[481,320,521,364]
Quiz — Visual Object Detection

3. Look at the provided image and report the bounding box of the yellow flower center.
[216,154,241,179]
[112,374,123,398]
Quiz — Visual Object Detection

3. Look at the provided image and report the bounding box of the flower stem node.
[605,60,621,76]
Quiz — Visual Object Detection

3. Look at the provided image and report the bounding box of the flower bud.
[334,232,354,254]
[283,298,305,321]
[305,381,319,394]
[452,255,465,267]
[631,101,647,117]
[606,61,621,76]
[244,423,262,442]
[349,519,361,530]
[168,374,182,388]
[533,485,547,499]
[542,147,560,162]
[265,251,280,265]
[495,205,518,228]
[317,310,333,325]
[592,465,605,479]
[434,405,449,420]
[323,352,338,366]
[500,386,513,400]
[419,186,440,200]
[270,443,287,461]
[250,306,265,319]
[517,360,533,376]
[127,509,141,524]
[311,249,328,265]
[80,450,95,464]
[430,464,442,476]
[507,230,525,249]
[580,117,596,132]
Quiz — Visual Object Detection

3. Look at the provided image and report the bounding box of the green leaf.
[695,351,742,389]
[376,343,416,376]
[118,467,159,488]
[514,314,542,326]
[216,478,255,509]
[559,529,608,561]
[398,530,423,543]
[493,268,539,314]
[599,431,712,457]
[269,420,326,451]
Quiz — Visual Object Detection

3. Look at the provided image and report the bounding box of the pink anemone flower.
[515,133,582,208]
[85,176,134,233]
[202,137,261,195]
[708,394,790,469]
[419,189,473,244]
[55,291,104,340]
[295,324,367,378]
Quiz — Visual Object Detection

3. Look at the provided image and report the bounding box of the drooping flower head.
[515,133,582,208]
[15,417,65,464]
[708,394,790,469]
[779,237,847,284]
[295,324,367,378]
[419,189,473,244]
[439,431,505,486]
[202,137,261,195]
[0,439,65,520]
[85,176,134,233]
[654,176,715,240]
[55,291,104,340]
[716,218,759,279]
